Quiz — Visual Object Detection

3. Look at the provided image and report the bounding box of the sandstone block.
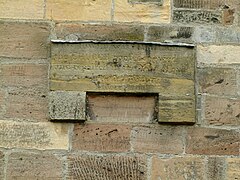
[197,45,240,65]
[0,21,50,58]
[0,121,69,150]
[7,152,63,179]
[205,96,240,126]
[114,0,170,23]
[0,63,48,89]
[46,0,112,21]
[73,124,131,152]
[5,88,48,122]
[147,25,193,43]
[49,91,86,121]
[197,68,237,96]
[131,126,184,154]
[186,127,240,155]
[226,158,240,179]
[54,23,145,41]
[159,98,195,123]
[87,93,156,123]
[0,0,44,19]
[67,154,147,180]
[151,156,205,180]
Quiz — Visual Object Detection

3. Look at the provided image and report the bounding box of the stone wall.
[0,0,240,179]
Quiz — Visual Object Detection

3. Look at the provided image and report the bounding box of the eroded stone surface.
[226,158,240,179]
[0,121,69,150]
[49,91,86,121]
[67,154,147,180]
[114,0,170,23]
[0,21,50,58]
[205,96,240,126]
[73,124,131,152]
[131,126,184,154]
[152,156,205,180]
[186,127,240,155]
[7,151,63,180]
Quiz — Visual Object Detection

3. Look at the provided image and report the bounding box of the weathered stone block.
[131,126,184,154]
[51,43,195,94]
[151,156,205,180]
[67,154,147,180]
[114,0,170,23]
[54,23,145,41]
[73,124,131,152]
[205,96,240,126]
[0,121,69,150]
[216,27,240,44]
[49,91,86,121]
[226,158,240,179]
[193,26,217,43]
[159,98,195,123]
[197,68,237,96]
[5,88,48,122]
[46,0,112,21]
[0,0,44,19]
[197,45,240,65]
[87,93,157,123]
[0,63,48,88]
[207,157,225,180]
[173,10,222,24]
[147,26,193,43]
[0,62,49,121]
[0,21,50,58]
[7,152,63,179]
[186,127,240,155]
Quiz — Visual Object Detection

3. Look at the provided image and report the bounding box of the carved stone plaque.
[49,42,196,123]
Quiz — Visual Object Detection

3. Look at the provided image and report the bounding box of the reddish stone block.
[73,124,131,152]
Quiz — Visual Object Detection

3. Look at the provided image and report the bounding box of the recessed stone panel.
[50,42,196,123]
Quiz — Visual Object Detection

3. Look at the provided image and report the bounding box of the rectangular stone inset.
[87,93,157,123]
[50,42,196,123]
[49,91,86,121]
